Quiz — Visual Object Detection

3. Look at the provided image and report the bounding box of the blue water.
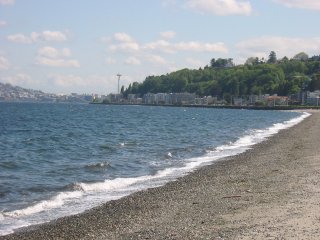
[0,102,308,235]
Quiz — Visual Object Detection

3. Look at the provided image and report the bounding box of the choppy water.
[0,102,309,235]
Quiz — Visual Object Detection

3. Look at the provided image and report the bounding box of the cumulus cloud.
[185,0,252,16]
[146,55,167,65]
[175,41,228,52]
[0,56,10,70]
[2,73,35,86]
[36,58,80,68]
[37,46,71,58]
[160,31,176,39]
[114,32,135,42]
[107,32,140,52]
[31,31,68,42]
[273,0,320,10]
[109,42,140,52]
[0,0,14,5]
[7,34,32,44]
[236,36,320,61]
[143,40,174,53]
[7,31,68,44]
[36,46,80,68]
[105,31,228,55]
[144,40,228,53]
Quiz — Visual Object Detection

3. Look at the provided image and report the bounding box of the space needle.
[117,73,122,94]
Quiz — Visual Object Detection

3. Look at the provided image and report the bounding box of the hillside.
[0,82,92,103]
[123,52,320,101]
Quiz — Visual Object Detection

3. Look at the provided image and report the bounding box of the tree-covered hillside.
[123,52,320,99]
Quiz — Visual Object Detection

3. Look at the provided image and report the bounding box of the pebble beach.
[2,110,320,240]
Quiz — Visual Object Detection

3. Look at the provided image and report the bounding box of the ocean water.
[0,102,309,235]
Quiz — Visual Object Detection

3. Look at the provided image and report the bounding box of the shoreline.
[2,111,320,239]
[91,102,320,111]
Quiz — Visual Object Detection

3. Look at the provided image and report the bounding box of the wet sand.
[2,111,320,239]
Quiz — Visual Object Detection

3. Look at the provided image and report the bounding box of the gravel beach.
[2,110,320,240]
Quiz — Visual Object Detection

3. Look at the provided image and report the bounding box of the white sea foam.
[0,111,311,236]
[3,191,83,218]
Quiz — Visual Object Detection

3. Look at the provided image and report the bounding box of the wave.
[2,191,83,218]
[0,112,310,236]
[84,161,110,170]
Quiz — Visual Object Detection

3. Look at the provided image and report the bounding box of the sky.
[0,0,320,94]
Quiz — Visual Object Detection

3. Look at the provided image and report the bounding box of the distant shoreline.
[91,101,320,111]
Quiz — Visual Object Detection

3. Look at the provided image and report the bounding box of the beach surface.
[2,111,320,240]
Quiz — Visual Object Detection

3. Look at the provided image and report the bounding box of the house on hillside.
[267,95,288,107]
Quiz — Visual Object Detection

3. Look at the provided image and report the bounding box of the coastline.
[2,111,320,239]
[91,101,320,111]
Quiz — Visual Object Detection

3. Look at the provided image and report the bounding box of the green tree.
[267,51,277,64]
[293,52,309,61]
[310,74,320,91]
[245,57,260,65]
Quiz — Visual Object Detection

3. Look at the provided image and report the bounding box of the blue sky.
[0,0,320,94]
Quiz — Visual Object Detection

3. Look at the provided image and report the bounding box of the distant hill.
[0,82,92,103]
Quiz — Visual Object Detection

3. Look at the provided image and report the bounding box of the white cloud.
[236,36,320,61]
[185,0,252,16]
[31,31,68,42]
[160,31,176,39]
[125,56,141,65]
[7,31,68,44]
[106,31,228,54]
[144,40,174,53]
[37,46,71,58]
[0,56,10,70]
[109,42,140,52]
[144,40,228,53]
[36,46,80,68]
[0,0,14,5]
[114,32,134,42]
[0,20,7,27]
[2,73,36,86]
[36,58,80,68]
[7,34,32,44]
[175,41,228,52]
[146,55,167,65]
[108,32,140,52]
[273,0,320,10]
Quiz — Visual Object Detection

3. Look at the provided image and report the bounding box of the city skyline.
[0,0,320,94]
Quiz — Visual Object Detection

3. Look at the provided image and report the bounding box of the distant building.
[155,93,167,105]
[233,97,244,106]
[171,93,195,105]
[142,92,195,105]
[305,91,320,106]
[127,94,143,104]
[195,96,217,105]
[104,93,123,103]
[143,93,156,104]
[267,95,288,107]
